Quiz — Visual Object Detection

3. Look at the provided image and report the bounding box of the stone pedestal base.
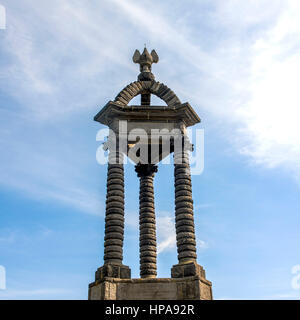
[95,264,131,281]
[88,276,212,300]
[171,261,206,279]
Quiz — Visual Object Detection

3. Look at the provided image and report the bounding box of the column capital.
[135,163,158,177]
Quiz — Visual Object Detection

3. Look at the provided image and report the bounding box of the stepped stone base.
[88,276,212,300]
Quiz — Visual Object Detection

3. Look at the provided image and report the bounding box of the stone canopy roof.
[94,48,201,128]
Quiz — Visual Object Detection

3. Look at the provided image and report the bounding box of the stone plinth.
[171,261,206,278]
[95,264,131,281]
[89,276,212,300]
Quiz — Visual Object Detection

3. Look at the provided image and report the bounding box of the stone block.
[95,264,131,281]
[89,276,213,300]
[171,261,206,278]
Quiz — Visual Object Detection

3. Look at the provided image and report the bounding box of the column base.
[171,261,206,278]
[89,276,212,300]
[95,264,131,281]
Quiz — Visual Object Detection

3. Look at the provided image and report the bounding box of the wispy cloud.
[1,0,300,218]
[236,0,300,175]
[157,215,176,254]
[101,0,300,181]
[0,110,103,215]
[156,213,207,255]
[1,0,134,120]
[126,211,177,254]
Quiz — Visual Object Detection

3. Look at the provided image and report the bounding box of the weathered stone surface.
[104,232,123,241]
[140,224,156,232]
[104,246,123,253]
[176,232,196,240]
[140,256,156,263]
[176,219,195,227]
[140,270,157,276]
[89,281,117,300]
[139,234,156,241]
[175,196,193,203]
[105,213,124,221]
[95,264,131,282]
[175,190,192,197]
[140,239,156,246]
[106,201,124,210]
[105,226,124,234]
[174,142,198,264]
[105,220,124,227]
[91,50,213,301]
[171,261,206,279]
[178,251,197,260]
[139,217,155,224]
[107,190,124,197]
[114,79,181,107]
[177,238,197,246]
[140,207,155,214]
[135,164,158,278]
[177,225,195,233]
[106,184,124,191]
[176,201,194,210]
[104,252,123,260]
[89,276,212,300]
[107,173,124,181]
[104,159,124,264]
[97,151,132,277]
[104,239,123,247]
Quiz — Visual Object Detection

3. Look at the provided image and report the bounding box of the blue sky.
[0,0,300,299]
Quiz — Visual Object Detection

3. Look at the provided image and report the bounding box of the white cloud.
[126,211,177,254]
[156,213,207,255]
[236,0,300,174]
[0,0,134,120]
[157,215,176,254]
[108,0,300,178]
[0,110,103,215]
[1,0,300,216]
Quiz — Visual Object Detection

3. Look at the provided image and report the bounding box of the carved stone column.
[171,136,206,279]
[135,164,158,278]
[95,149,131,281]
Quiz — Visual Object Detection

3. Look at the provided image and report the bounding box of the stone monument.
[89,48,213,300]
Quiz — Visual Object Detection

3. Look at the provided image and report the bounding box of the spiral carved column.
[95,148,131,281]
[104,150,125,265]
[135,164,158,278]
[171,135,207,279]
[174,146,197,264]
